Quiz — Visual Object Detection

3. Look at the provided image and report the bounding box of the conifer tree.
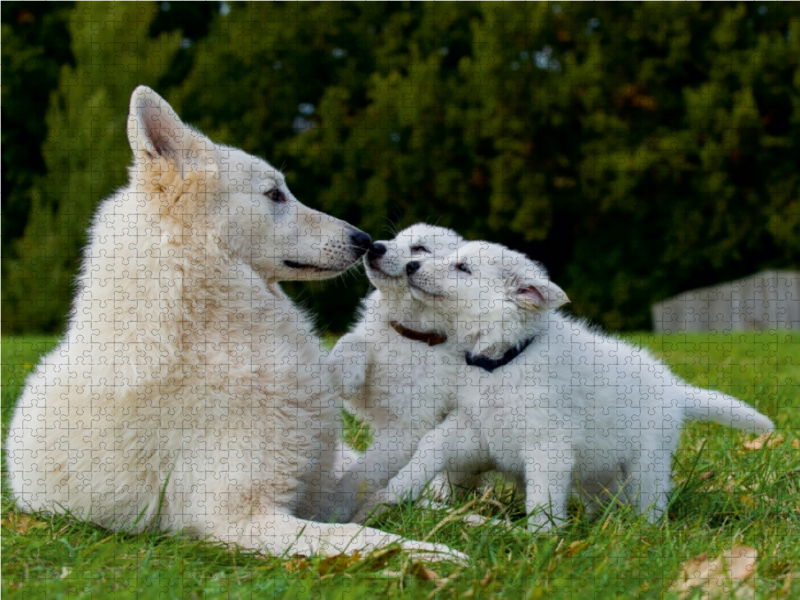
[4,2,181,333]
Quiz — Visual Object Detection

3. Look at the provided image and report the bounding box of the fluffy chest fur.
[12,186,338,529]
[340,290,460,432]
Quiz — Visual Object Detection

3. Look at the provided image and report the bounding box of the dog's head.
[126,86,370,283]
[364,224,464,295]
[407,241,569,351]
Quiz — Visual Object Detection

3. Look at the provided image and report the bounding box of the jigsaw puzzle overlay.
[3,3,799,598]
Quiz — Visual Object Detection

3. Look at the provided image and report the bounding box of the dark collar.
[389,321,448,346]
[465,335,537,372]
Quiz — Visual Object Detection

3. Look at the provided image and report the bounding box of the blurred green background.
[3,1,800,335]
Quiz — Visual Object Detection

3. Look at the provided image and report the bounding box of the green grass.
[2,331,799,599]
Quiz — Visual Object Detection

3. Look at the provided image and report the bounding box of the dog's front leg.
[204,508,467,562]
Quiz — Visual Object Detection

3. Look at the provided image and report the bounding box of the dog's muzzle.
[350,231,372,257]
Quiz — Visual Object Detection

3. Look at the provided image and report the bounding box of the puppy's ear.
[513,280,569,311]
[127,85,201,176]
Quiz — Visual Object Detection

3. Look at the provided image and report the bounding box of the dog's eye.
[265,189,286,203]
[455,263,471,274]
[410,245,430,254]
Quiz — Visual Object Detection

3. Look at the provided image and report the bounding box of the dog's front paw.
[351,488,397,523]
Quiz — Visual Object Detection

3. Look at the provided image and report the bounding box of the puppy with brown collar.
[328,224,478,521]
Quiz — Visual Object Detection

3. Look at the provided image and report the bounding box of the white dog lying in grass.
[6,87,464,562]
[329,224,469,520]
[357,241,775,530]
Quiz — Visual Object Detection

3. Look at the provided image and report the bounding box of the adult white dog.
[329,224,469,520]
[5,86,463,561]
[359,241,775,530]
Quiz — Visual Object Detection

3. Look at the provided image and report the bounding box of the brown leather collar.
[389,321,447,346]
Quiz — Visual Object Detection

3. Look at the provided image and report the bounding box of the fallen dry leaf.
[792,439,799,449]
[282,555,311,573]
[318,552,363,576]
[379,563,444,584]
[1,512,48,535]
[317,547,405,577]
[743,433,784,451]
[671,546,757,599]
[564,540,590,557]
[409,561,441,581]
[699,471,716,482]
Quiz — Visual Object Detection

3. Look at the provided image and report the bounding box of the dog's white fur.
[5,87,464,561]
[328,224,469,520]
[362,241,775,530]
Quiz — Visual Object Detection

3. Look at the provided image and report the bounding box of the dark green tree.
[1,2,74,256]
[6,2,800,334]
[3,3,182,333]
[284,2,800,330]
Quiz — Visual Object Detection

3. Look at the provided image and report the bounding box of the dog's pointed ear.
[514,281,569,311]
[127,86,195,174]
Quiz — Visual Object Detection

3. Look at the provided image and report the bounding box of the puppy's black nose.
[406,261,421,275]
[367,243,387,260]
[350,230,372,256]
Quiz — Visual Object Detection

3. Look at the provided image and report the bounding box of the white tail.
[682,387,774,433]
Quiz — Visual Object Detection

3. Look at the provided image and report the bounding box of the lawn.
[2,331,799,599]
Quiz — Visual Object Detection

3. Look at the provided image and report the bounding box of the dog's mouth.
[283,260,339,273]
[365,260,402,282]
[408,280,445,300]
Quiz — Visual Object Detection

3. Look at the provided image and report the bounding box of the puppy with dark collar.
[358,241,774,530]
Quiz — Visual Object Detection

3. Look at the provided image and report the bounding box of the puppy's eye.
[410,245,430,254]
[455,263,471,274]
[265,189,286,203]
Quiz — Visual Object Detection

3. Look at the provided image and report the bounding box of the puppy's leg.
[626,448,672,522]
[424,469,483,503]
[524,436,574,533]
[336,416,422,520]
[312,441,361,523]
[333,445,394,522]
[327,333,368,400]
[353,411,485,522]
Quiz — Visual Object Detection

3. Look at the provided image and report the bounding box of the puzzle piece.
[4,6,799,596]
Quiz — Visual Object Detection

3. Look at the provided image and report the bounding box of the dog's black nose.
[367,243,387,260]
[406,261,421,275]
[350,231,372,256]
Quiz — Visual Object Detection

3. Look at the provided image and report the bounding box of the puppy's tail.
[682,387,774,433]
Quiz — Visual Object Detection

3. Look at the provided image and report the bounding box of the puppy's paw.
[327,336,367,399]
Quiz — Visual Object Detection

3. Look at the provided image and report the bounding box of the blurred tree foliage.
[3,2,800,334]
[1,2,74,258]
[3,3,183,332]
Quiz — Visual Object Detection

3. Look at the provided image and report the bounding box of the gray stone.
[652,270,800,332]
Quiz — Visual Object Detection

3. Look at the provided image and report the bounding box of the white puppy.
[329,224,470,520]
[6,87,464,561]
[361,241,775,530]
